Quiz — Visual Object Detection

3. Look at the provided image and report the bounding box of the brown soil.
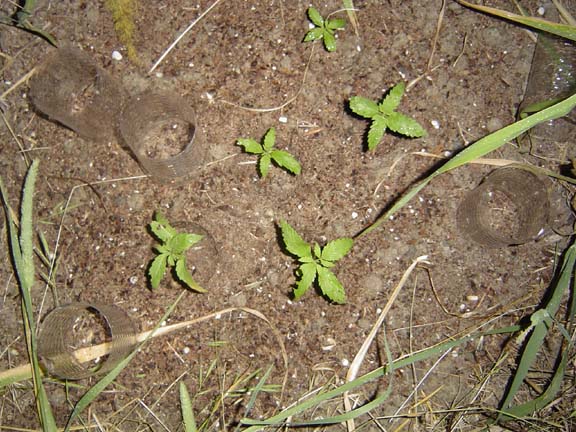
[1,1,574,430]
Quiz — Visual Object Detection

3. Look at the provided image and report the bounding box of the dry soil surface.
[0,0,575,431]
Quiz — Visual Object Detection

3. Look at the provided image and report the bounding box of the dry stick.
[218,45,316,113]
[343,0,360,37]
[342,255,430,432]
[406,0,446,91]
[0,66,36,100]
[138,399,171,432]
[0,51,14,75]
[392,348,452,420]
[554,0,576,26]
[0,307,288,388]
[408,275,420,421]
[148,0,225,75]
[1,110,30,166]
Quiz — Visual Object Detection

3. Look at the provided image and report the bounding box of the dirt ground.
[1,0,575,430]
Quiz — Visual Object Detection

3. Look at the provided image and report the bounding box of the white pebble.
[431,119,440,129]
[279,116,288,123]
[111,50,123,61]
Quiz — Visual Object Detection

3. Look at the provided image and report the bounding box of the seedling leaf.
[147,212,209,293]
[379,82,405,114]
[327,18,346,30]
[272,150,301,175]
[304,27,324,42]
[349,96,380,118]
[263,127,276,151]
[319,258,335,269]
[307,7,324,27]
[169,232,203,255]
[323,31,337,52]
[317,266,346,304]
[350,82,427,150]
[294,262,317,300]
[175,258,206,293]
[367,116,388,150]
[149,254,167,289]
[321,238,354,262]
[155,211,170,226]
[259,153,271,178]
[303,7,346,52]
[313,243,322,259]
[280,220,311,258]
[154,244,170,255]
[387,112,427,138]
[239,128,301,178]
[237,138,263,154]
[150,211,177,242]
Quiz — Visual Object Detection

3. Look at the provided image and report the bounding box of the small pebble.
[487,117,503,132]
[111,50,123,61]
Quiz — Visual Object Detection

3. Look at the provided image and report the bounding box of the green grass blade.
[15,0,38,23]
[235,365,273,432]
[242,325,519,429]
[359,91,576,237]
[19,162,37,289]
[0,177,23,282]
[457,0,576,41]
[500,339,572,420]
[0,161,58,429]
[498,242,576,420]
[180,381,198,432]
[64,290,187,431]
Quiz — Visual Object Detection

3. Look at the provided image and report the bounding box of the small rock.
[486,117,503,132]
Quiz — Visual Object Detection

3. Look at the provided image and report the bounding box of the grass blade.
[359,91,576,237]
[241,325,520,429]
[498,242,576,420]
[0,161,57,430]
[180,381,198,432]
[457,0,576,41]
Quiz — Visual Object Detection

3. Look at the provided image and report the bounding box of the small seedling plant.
[279,220,353,304]
[148,211,206,292]
[349,82,427,150]
[237,127,301,178]
[303,6,346,52]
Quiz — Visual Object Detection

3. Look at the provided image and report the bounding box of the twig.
[148,0,224,74]
[343,255,430,432]
[218,45,315,113]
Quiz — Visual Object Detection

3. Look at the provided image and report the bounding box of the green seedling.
[237,127,301,178]
[303,6,346,52]
[148,211,206,293]
[349,82,427,150]
[279,220,353,304]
